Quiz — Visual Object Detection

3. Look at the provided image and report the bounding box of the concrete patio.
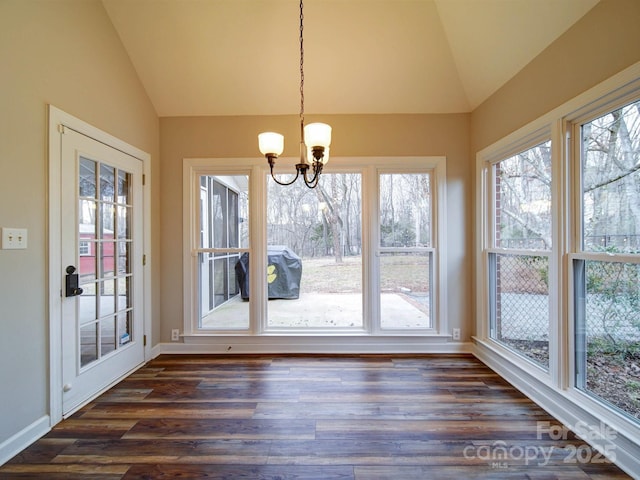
[201,292,430,330]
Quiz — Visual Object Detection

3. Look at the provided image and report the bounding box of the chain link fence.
[492,253,550,368]
[581,260,640,420]
[582,260,640,341]
[492,254,640,373]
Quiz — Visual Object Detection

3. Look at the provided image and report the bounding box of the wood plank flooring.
[1,354,632,479]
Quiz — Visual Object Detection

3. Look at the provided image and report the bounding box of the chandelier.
[258,0,331,189]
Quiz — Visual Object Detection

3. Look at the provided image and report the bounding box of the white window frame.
[372,166,443,335]
[566,88,640,426]
[183,156,448,341]
[478,128,557,379]
[183,160,258,336]
[264,164,368,335]
[475,62,640,470]
[198,175,246,317]
[79,240,91,256]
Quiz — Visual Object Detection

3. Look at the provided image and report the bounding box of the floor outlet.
[171,329,180,341]
[452,328,460,341]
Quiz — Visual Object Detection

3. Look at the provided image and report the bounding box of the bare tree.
[315,175,343,263]
[583,100,640,252]
[496,142,552,249]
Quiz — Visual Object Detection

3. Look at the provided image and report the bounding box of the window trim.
[482,136,555,374]
[197,176,245,316]
[570,97,640,257]
[568,98,640,424]
[183,156,448,340]
[475,61,640,460]
[374,166,444,334]
[182,160,257,336]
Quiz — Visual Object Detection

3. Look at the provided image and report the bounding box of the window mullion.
[364,166,377,334]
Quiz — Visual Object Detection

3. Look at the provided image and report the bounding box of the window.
[197,175,249,330]
[574,100,640,421]
[378,173,433,329]
[184,157,447,337]
[477,68,640,444]
[79,240,91,256]
[267,172,363,330]
[487,141,552,369]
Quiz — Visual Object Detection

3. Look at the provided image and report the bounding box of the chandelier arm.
[270,169,301,187]
[303,174,319,189]
[301,161,323,188]
[268,160,302,186]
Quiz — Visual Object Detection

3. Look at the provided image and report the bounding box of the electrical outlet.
[1,228,28,249]
[171,329,180,342]
[452,328,461,341]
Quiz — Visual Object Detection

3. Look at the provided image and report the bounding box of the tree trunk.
[315,177,343,263]
[331,175,343,263]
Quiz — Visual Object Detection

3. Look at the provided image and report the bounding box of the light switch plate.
[1,228,28,249]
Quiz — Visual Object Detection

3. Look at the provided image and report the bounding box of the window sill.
[160,333,470,355]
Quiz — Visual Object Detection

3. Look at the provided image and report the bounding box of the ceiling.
[102,0,599,117]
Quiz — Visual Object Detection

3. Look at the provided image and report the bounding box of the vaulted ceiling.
[102,0,599,117]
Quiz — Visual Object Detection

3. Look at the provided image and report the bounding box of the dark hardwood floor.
[1,354,631,479]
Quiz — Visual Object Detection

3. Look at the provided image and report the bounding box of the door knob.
[65,265,83,297]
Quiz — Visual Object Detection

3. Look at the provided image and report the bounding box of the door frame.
[48,105,152,426]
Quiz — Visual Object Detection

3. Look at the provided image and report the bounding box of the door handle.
[65,265,84,297]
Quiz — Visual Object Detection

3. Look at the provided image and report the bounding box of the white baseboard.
[473,339,640,479]
[0,415,50,466]
[155,336,474,355]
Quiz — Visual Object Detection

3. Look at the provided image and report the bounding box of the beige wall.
[0,0,159,443]
[159,113,471,342]
[3,0,640,460]
[469,0,640,337]
[471,0,640,153]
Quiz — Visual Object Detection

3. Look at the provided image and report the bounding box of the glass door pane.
[78,157,133,368]
[61,125,144,416]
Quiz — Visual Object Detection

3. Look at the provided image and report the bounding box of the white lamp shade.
[258,132,284,156]
[304,123,332,149]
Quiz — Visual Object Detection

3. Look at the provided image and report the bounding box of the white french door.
[60,128,144,415]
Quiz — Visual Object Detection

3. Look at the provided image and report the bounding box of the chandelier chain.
[259,0,328,190]
[299,0,304,130]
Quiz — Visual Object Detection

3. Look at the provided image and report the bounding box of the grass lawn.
[299,255,429,294]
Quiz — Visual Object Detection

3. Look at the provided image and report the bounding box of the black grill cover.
[236,246,302,299]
